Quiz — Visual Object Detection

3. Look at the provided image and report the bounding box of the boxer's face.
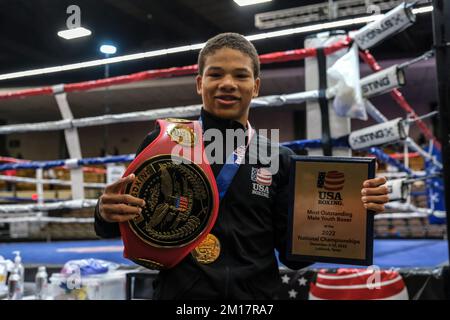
[196,48,260,125]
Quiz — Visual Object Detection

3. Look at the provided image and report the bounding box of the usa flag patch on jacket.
[251,167,272,186]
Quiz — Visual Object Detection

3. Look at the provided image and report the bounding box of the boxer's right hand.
[98,174,146,223]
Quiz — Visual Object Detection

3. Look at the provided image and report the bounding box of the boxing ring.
[0,2,449,300]
[0,238,447,299]
[0,238,447,268]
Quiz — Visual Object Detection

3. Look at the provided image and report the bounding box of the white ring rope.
[0,216,94,224]
[404,137,443,169]
[0,90,326,134]
[0,63,414,135]
[0,105,200,134]
[375,212,428,220]
[382,171,426,179]
[0,199,97,214]
[385,202,446,217]
[0,174,106,189]
[0,110,441,218]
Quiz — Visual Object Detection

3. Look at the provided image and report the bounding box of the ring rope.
[0,174,105,189]
[0,216,94,224]
[0,154,134,171]
[359,49,441,150]
[0,199,97,214]
[0,39,351,101]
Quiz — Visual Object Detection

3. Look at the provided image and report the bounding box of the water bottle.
[7,268,22,300]
[35,266,48,300]
[12,251,24,294]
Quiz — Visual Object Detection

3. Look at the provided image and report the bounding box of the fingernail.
[364,203,368,208]
[138,208,142,214]
[361,196,367,202]
[362,189,367,195]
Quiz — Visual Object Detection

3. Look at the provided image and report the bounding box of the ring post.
[432,0,450,262]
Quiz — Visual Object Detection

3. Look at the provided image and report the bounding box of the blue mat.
[0,239,448,269]
[0,239,132,266]
[311,239,449,269]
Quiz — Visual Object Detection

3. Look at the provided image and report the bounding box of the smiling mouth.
[215,95,241,104]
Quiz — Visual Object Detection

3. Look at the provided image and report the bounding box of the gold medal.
[191,234,221,264]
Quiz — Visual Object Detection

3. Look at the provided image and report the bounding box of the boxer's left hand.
[361,176,388,214]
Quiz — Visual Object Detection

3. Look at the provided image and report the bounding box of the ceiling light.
[57,27,92,40]
[233,0,272,7]
[0,5,433,81]
[100,45,117,55]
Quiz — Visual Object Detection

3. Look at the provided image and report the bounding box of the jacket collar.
[200,108,246,132]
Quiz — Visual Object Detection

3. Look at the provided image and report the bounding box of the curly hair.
[197,32,260,78]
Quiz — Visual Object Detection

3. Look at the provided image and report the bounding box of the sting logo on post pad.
[317,171,344,206]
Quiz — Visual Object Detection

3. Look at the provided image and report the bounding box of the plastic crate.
[48,270,129,300]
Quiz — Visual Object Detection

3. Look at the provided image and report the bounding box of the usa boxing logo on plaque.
[287,156,376,266]
[119,119,219,269]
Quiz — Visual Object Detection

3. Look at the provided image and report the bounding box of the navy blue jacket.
[95,108,311,299]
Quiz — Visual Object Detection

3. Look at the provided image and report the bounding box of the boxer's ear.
[196,75,203,96]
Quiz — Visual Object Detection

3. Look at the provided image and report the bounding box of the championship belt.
[119,118,219,269]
